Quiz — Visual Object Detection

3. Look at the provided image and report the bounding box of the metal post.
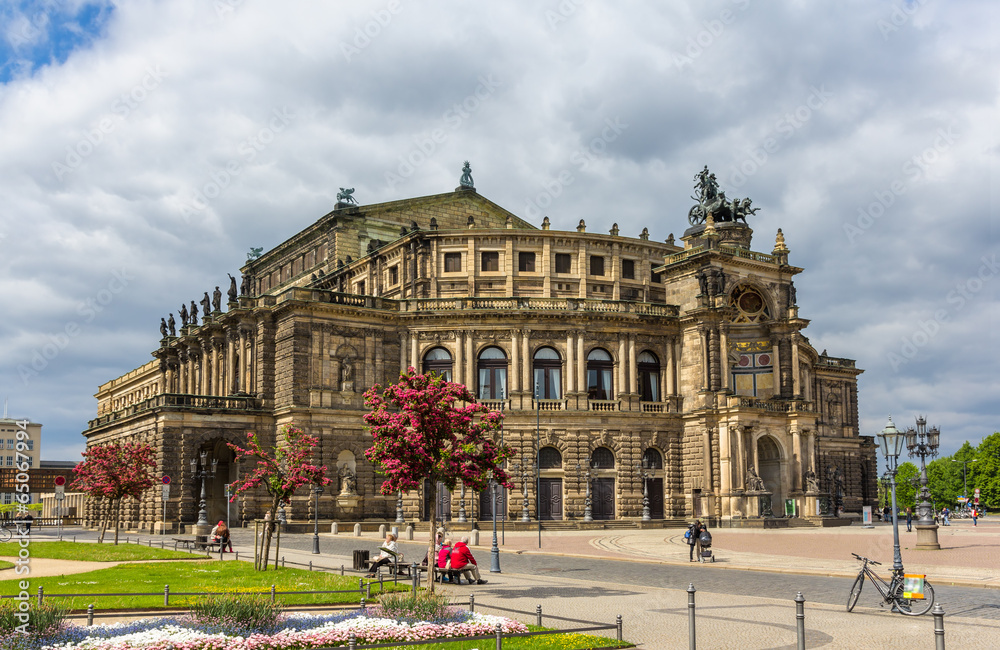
[348,632,357,650]
[254,520,259,570]
[536,391,541,549]
[933,603,945,650]
[312,485,321,554]
[889,467,903,576]
[616,614,623,642]
[395,490,405,524]
[341,564,345,576]
[270,584,275,603]
[469,593,475,613]
[309,561,312,571]
[86,604,94,626]
[164,585,169,607]
[458,482,467,522]
[794,592,805,650]
[37,586,43,606]
[275,527,281,570]
[495,622,502,650]
[490,478,501,573]
[536,604,542,627]
[687,583,696,650]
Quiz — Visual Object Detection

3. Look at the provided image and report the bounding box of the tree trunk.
[97,500,108,544]
[427,481,437,593]
[113,498,121,545]
[258,496,280,571]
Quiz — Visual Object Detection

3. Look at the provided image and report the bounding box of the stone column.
[410,332,419,370]
[628,334,637,395]
[791,333,802,398]
[805,429,815,473]
[522,329,531,395]
[734,425,746,491]
[719,422,731,495]
[455,330,464,385]
[227,329,238,394]
[365,329,376,390]
[511,329,520,392]
[212,338,223,396]
[399,330,408,374]
[751,431,760,476]
[700,327,710,390]
[719,325,730,392]
[770,336,782,397]
[617,336,626,398]
[576,331,585,395]
[665,336,676,396]
[792,427,802,492]
[239,327,251,394]
[465,331,474,387]
[565,331,575,393]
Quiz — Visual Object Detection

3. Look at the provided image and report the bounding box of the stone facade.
[83,184,877,531]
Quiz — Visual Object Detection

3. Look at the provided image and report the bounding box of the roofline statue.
[688,166,760,226]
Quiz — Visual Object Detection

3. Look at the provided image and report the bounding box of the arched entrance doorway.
[191,439,239,527]
[756,436,783,516]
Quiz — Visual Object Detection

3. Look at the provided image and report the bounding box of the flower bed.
[18,611,528,650]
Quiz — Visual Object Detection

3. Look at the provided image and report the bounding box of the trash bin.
[353,549,369,571]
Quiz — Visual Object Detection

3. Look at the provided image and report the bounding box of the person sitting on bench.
[437,537,455,582]
[366,532,398,577]
[450,536,487,585]
[210,520,233,552]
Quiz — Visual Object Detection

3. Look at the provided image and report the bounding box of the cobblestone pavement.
[20,523,1000,648]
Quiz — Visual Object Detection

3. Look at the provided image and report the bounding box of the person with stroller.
[687,519,705,562]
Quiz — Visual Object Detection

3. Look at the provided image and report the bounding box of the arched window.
[532,347,562,399]
[586,349,614,400]
[422,347,453,382]
[591,447,615,469]
[642,448,663,470]
[477,346,508,400]
[637,351,660,402]
[539,447,562,469]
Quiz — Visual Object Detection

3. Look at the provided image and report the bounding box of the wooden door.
[423,481,451,521]
[539,478,563,520]
[592,478,615,520]
[647,478,664,519]
[479,485,507,521]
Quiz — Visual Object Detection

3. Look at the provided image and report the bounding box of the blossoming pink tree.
[70,442,157,545]
[227,424,332,570]
[364,368,512,590]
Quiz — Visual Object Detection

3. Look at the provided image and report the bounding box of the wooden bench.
[173,536,221,553]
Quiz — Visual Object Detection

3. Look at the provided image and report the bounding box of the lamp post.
[635,460,652,522]
[877,416,906,578]
[577,459,596,523]
[190,450,217,529]
[489,404,504,573]
[312,484,322,554]
[395,490,405,523]
[905,416,941,550]
[950,458,978,509]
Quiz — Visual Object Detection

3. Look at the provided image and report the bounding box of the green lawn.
[0,561,408,610]
[0,541,198,562]
[0,560,12,571]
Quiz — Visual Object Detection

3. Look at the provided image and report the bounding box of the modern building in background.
[83,166,877,531]
[0,416,42,507]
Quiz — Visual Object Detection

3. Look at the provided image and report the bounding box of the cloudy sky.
[1,0,996,461]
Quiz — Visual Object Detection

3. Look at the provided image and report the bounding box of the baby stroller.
[698,529,715,562]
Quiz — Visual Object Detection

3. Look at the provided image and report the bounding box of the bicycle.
[846,553,934,616]
[0,523,13,542]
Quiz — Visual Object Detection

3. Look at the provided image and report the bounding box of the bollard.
[379,573,384,594]
[164,585,169,607]
[411,569,418,594]
[495,622,502,650]
[281,556,285,568]
[341,564,345,576]
[933,604,945,650]
[366,582,371,599]
[536,604,542,627]
[309,561,313,571]
[270,585,275,603]
[360,597,366,610]
[86,604,94,627]
[794,592,805,650]
[37,586,43,606]
[687,583,696,650]
[406,524,414,540]
[359,577,364,593]
[331,522,339,535]
[73,536,76,543]
[378,524,386,538]
[470,593,475,613]
[148,540,152,547]
[616,614,623,642]
[236,551,239,561]
[348,632,357,650]
[354,523,361,537]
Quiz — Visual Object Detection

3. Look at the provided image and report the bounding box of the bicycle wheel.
[893,579,934,616]
[847,573,864,612]
[0,527,11,542]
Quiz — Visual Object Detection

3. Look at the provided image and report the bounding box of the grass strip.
[0,560,13,571]
[0,541,197,562]
[0,561,408,610]
[360,625,632,649]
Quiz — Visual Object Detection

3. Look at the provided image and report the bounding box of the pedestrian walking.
[971,507,978,526]
[905,508,912,532]
[941,507,950,526]
[687,519,704,562]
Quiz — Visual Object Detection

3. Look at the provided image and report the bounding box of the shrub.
[373,590,456,623]
[187,593,283,634]
[0,599,68,643]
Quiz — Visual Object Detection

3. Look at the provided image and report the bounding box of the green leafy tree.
[971,432,1000,511]
[893,462,919,510]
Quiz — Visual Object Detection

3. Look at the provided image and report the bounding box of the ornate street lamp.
[489,470,501,573]
[905,416,941,550]
[877,416,906,577]
[312,484,322,554]
[395,490,405,524]
[190,450,217,528]
[635,460,652,522]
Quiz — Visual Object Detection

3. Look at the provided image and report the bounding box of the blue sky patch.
[1,1,114,82]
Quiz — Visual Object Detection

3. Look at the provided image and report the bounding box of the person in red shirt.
[450,536,487,584]
[436,537,455,583]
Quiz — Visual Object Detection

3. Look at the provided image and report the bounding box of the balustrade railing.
[89,393,262,428]
[532,399,566,411]
[588,399,619,412]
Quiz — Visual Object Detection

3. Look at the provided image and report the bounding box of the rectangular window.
[481,251,499,272]
[5,456,11,467]
[5,440,11,449]
[622,259,635,279]
[444,252,462,272]
[2,493,10,504]
[388,265,398,285]
[590,255,605,276]
[555,253,571,274]
[518,251,536,272]
[356,281,365,295]
[26,440,33,450]
[650,271,662,284]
